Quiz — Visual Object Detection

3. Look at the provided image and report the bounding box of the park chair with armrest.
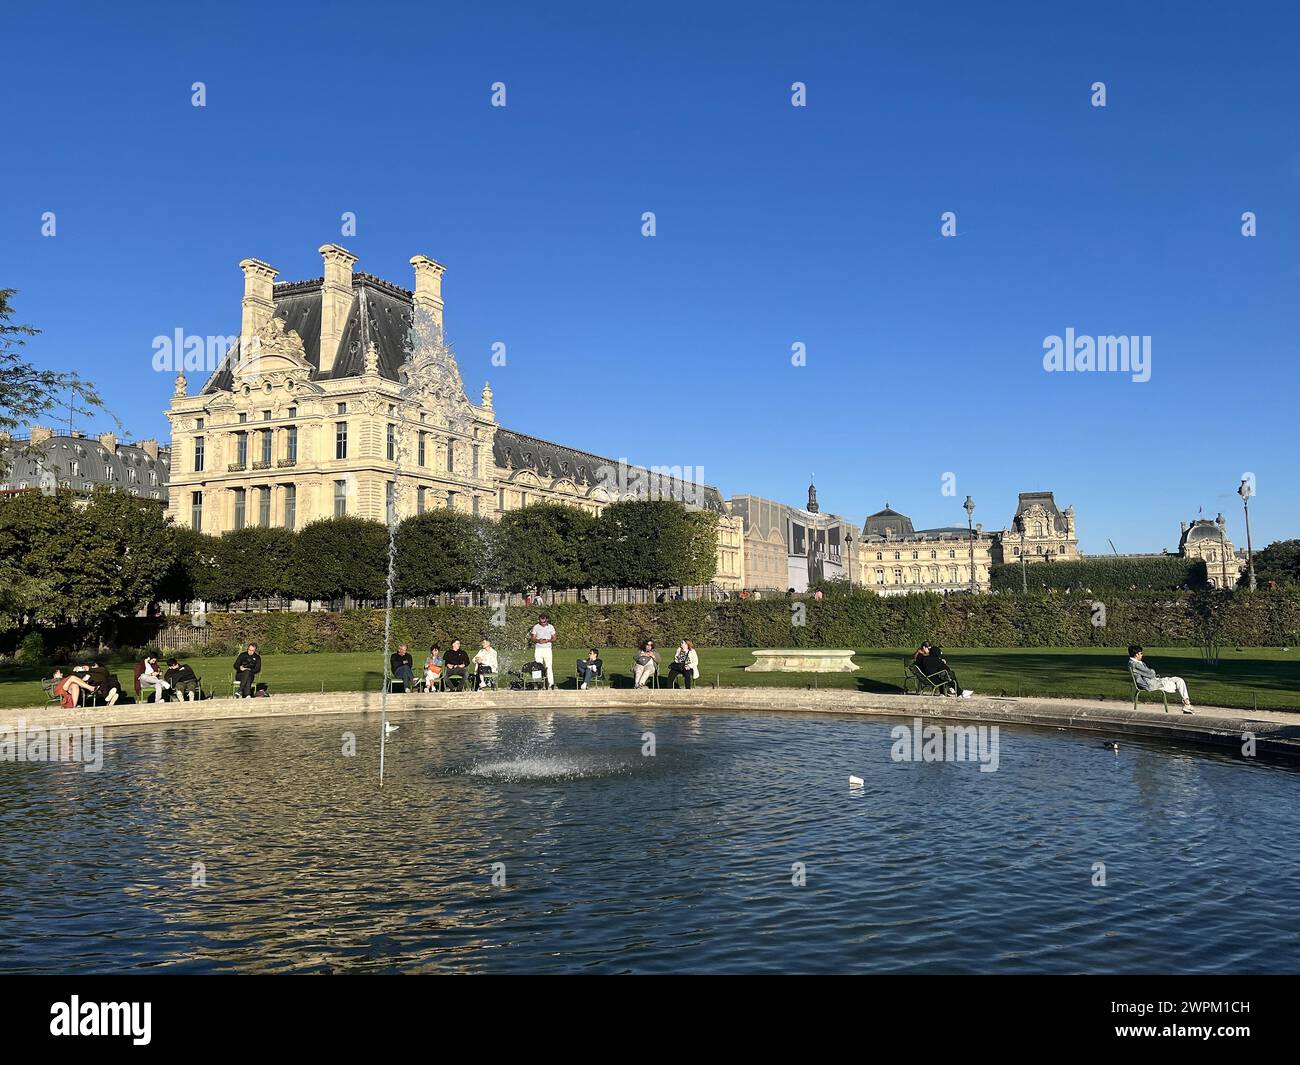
[1129,664,1170,712]
[904,657,954,696]
[575,659,605,690]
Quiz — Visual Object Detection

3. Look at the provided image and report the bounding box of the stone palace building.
[161,245,745,590]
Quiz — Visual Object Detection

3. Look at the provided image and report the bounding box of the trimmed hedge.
[990,556,1209,592]
[190,589,1300,655]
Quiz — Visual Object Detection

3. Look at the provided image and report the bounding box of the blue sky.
[4,0,1297,553]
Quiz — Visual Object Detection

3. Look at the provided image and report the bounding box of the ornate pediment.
[233,316,315,388]
[398,308,475,429]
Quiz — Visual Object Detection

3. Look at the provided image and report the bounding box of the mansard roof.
[493,427,725,512]
[0,434,170,500]
[200,274,417,395]
[863,506,916,538]
[1014,491,1064,521]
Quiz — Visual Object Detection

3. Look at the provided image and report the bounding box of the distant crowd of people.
[385,615,702,692]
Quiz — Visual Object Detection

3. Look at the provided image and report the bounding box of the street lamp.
[1020,522,1028,593]
[844,529,854,590]
[963,495,977,593]
[1238,477,1256,591]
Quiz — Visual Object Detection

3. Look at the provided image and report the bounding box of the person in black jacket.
[913,641,960,696]
[165,658,201,701]
[84,660,123,705]
[443,639,470,690]
[390,644,415,691]
[234,643,262,698]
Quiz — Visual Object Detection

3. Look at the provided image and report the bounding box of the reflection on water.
[1,709,1298,974]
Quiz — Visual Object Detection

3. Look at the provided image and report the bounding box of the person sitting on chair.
[633,639,659,688]
[84,660,122,705]
[164,658,201,701]
[913,642,961,696]
[665,640,699,689]
[473,639,499,689]
[52,669,96,709]
[424,645,444,690]
[577,648,603,690]
[443,639,470,690]
[1128,645,1194,714]
[138,655,172,701]
[234,643,261,699]
[390,644,415,692]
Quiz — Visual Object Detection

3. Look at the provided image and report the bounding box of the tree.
[395,510,495,597]
[0,289,105,470]
[1253,539,1300,588]
[156,525,221,610]
[589,500,719,591]
[291,517,388,605]
[496,503,596,593]
[72,490,179,635]
[207,526,298,605]
[0,488,177,638]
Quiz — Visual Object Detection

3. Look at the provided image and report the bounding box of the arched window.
[1034,522,1043,537]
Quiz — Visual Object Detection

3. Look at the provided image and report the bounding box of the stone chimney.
[239,258,278,350]
[30,426,54,445]
[140,439,159,459]
[410,255,447,329]
[318,244,357,375]
[98,431,117,452]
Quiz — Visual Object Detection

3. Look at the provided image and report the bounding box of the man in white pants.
[529,614,557,689]
[1128,645,1193,713]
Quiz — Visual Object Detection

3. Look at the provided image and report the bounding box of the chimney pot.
[410,255,447,329]
[239,258,278,351]
[318,244,357,375]
[140,439,159,459]
[98,431,117,452]
[30,426,54,445]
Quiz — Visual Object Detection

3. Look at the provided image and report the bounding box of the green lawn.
[3,646,1297,712]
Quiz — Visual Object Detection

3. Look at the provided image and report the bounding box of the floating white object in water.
[384,722,400,735]
[1103,741,1119,752]
[848,774,865,788]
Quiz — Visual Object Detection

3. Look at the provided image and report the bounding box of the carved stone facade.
[991,492,1081,565]
[1179,514,1244,590]
[854,506,995,594]
[164,245,743,589]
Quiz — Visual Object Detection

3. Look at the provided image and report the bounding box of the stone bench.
[744,649,859,673]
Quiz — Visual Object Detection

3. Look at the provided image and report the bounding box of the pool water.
[1,709,1297,973]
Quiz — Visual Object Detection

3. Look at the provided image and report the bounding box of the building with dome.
[1179,514,1244,590]
[853,504,996,594]
[0,428,169,502]
[162,245,744,591]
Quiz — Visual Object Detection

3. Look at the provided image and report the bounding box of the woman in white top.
[665,640,699,690]
[473,639,499,689]
[139,655,171,701]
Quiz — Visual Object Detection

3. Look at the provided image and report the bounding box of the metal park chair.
[575,659,605,690]
[1129,665,1170,712]
[904,657,954,696]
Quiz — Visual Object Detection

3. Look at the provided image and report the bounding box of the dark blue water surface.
[1,709,1298,973]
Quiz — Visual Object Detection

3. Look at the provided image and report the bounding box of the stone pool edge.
[4,688,1297,760]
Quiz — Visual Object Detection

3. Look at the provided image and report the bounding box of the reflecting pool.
[1,710,1298,973]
